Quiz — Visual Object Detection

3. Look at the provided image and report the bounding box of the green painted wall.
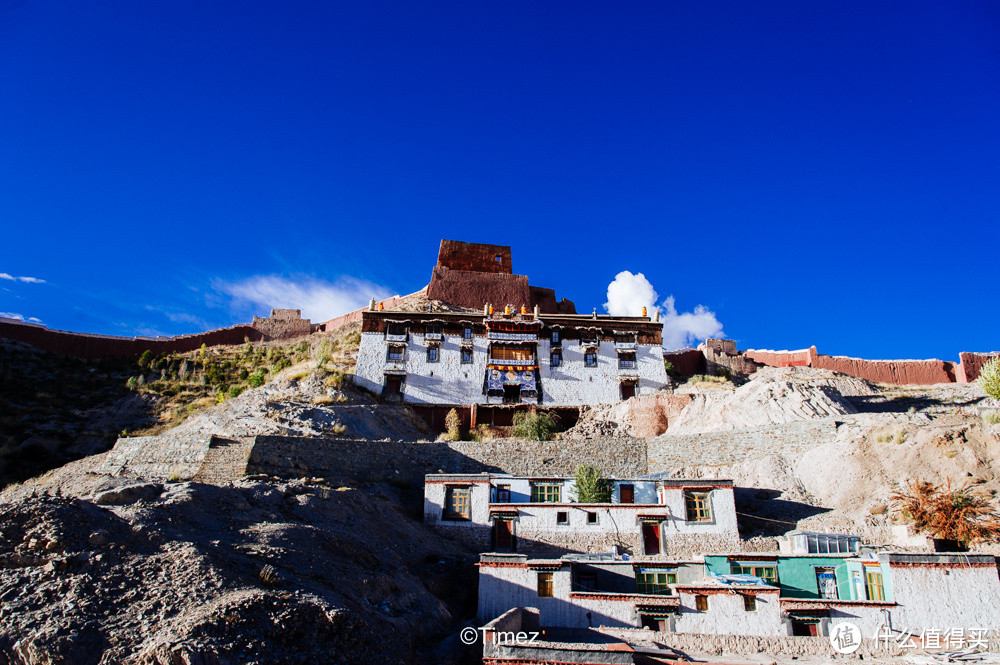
[704,555,861,599]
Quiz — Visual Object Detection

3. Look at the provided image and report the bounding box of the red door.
[494,519,513,551]
[642,522,661,555]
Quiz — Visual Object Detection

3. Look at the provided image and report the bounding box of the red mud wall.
[0,318,265,358]
[317,293,416,332]
[436,239,513,274]
[662,348,704,378]
[744,348,814,368]
[811,354,957,384]
[427,267,532,311]
[957,352,999,383]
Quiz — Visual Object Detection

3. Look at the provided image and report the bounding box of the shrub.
[979,357,1000,402]
[314,394,336,405]
[331,423,347,436]
[469,424,496,442]
[272,357,292,372]
[137,350,154,369]
[316,338,332,366]
[126,376,139,390]
[248,370,266,388]
[444,408,462,441]
[510,411,557,441]
[663,360,679,378]
[324,370,346,389]
[227,384,246,399]
[890,479,1000,545]
[983,411,1000,425]
[575,464,611,503]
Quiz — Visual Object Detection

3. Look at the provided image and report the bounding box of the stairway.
[192,436,254,484]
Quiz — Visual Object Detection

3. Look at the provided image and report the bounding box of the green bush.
[510,411,557,441]
[227,384,246,399]
[979,357,1000,402]
[272,357,292,372]
[248,371,266,388]
[137,350,154,369]
[574,464,611,503]
[663,359,678,378]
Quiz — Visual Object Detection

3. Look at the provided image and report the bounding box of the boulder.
[93,483,163,506]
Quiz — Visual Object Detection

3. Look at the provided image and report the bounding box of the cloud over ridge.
[215,275,395,322]
[604,271,724,350]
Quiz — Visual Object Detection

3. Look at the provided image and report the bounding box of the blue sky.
[1,1,997,358]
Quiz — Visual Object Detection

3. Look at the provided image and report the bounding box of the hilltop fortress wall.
[0,308,314,359]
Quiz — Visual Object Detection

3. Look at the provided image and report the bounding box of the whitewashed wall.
[423,478,492,526]
[353,332,669,406]
[889,564,1000,631]
[660,487,739,537]
[538,340,668,406]
[478,564,643,628]
[353,332,490,403]
[674,589,783,636]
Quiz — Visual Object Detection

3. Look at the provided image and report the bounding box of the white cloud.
[215,275,395,322]
[659,296,724,351]
[604,271,724,350]
[0,312,42,324]
[0,273,46,284]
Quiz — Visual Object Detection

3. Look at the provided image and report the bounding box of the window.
[495,484,510,503]
[731,564,778,585]
[743,595,757,611]
[587,511,598,524]
[537,572,553,597]
[387,345,405,361]
[618,352,636,369]
[427,347,439,362]
[443,487,471,520]
[636,570,676,595]
[461,348,473,364]
[576,572,596,592]
[531,483,561,503]
[694,595,708,611]
[642,522,661,555]
[491,346,533,362]
[425,324,443,337]
[550,351,561,367]
[685,491,712,522]
[556,511,568,524]
[816,567,838,599]
[865,570,885,601]
[551,330,560,345]
[463,326,473,340]
[584,351,597,367]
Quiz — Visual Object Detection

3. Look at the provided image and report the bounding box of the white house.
[352,308,669,407]
[424,473,738,558]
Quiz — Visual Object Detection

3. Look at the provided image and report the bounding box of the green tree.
[574,464,611,503]
[978,357,1000,402]
[137,350,153,369]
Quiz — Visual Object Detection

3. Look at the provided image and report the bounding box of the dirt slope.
[0,471,477,665]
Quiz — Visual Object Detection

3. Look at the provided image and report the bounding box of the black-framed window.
[427,347,439,363]
[551,330,560,344]
[556,511,568,524]
[462,326,473,340]
[551,351,561,367]
[585,351,597,367]
[443,486,471,520]
[387,323,407,336]
[387,345,405,361]
[586,511,598,524]
[618,352,636,369]
[461,348,473,364]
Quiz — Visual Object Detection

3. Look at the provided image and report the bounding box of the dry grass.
[890,479,1000,545]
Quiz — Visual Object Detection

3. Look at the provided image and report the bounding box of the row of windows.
[391,345,638,368]
[390,327,639,345]
[388,346,474,363]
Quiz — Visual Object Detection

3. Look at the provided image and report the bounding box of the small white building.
[424,473,738,558]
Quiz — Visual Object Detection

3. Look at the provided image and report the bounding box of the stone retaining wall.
[648,420,838,470]
[245,436,648,484]
[98,434,213,479]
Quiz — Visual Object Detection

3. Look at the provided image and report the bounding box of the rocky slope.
[0,464,478,665]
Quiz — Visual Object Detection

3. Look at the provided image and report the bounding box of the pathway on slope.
[192,437,254,484]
